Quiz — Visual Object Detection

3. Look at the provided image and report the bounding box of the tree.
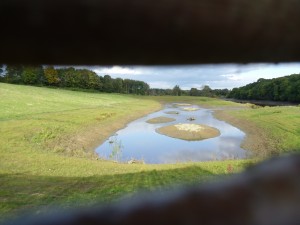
[21,67,35,84]
[74,69,90,88]
[214,88,230,97]
[57,67,76,87]
[0,65,4,82]
[2,65,152,96]
[113,78,123,93]
[172,85,181,96]
[44,66,59,85]
[226,74,300,102]
[103,75,114,92]
[123,79,130,93]
[5,65,24,83]
[190,88,199,96]
[201,85,213,97]
[21,66,43,84]
[138,81,150,95]
[87,70,102,90]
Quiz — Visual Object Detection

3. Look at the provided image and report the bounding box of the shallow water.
[95,103,247,164]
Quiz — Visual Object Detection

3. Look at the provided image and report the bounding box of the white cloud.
[221,74,243,81]
[82,63,300,89]
[93,66,142,75]
[148,81,173,89]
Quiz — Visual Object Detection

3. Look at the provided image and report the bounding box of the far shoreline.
[224,98,298,107]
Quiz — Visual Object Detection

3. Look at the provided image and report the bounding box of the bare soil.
[54,105,163,158]
[174,103,191,106]
[156,123,220,141]
[165,111,180,114]
[146,116,176,124]
[213,109,275,157]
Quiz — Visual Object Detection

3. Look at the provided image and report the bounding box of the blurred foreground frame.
[7,155,300,225]
[1,0,300,225]
[1,0,300,65]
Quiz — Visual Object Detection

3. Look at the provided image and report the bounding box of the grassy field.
[214,105,300,157]
[0,83,254,220]
[148,95,244,108]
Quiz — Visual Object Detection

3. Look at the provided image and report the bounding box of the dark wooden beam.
[1,0,300,65]
[8,154,300,225]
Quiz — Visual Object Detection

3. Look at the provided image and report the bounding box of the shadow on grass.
[0,166,217,219]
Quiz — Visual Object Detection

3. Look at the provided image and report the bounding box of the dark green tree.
[0,65,4,82]
[190,88,199,96]
[113,78,123,93]
[227,74,300,102]
[200,85,213,97]
[21,66,43,84]
[57,67,76,87]
[172,85,181,96]
[5,65,24,83]
[87,70,102,90]
[103,75,114,93]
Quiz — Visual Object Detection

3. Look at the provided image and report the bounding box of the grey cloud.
[68,63,300,89]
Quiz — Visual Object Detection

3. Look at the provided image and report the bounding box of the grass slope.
[149,95,243,108]
[0,84,252,219]
[214,105,300,156]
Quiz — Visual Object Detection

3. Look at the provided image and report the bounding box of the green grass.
[0,160,251,217]
[227,106,300,155]
[0,83,254,220]
[147,95,242,107]
[0,83,163,157]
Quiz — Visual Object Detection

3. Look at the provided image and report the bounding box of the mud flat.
[174,103,192,106]
[165,111,180,114]
[146,116,176,124]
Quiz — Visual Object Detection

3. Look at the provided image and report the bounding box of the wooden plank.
[0,0,300,64]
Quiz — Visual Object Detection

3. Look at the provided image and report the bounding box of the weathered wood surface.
[0,0,300,64]
[7,155,300,225]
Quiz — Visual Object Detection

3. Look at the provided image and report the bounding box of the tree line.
[150,85,230,97]
[0,65,150,95]
[227,74,300,102]
[0,64,230,97]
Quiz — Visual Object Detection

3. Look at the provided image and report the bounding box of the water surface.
[95,103,247,164]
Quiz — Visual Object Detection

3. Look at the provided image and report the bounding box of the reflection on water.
[95,103,248,164]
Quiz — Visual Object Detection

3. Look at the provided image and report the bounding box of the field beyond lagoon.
[1,83,299,220]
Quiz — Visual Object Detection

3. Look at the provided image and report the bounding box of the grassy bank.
[0,84,253,220]
[0,83,163,157]
[147,95,243,108]
[214,105,300,157]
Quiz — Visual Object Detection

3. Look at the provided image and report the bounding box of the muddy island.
[146,116,176,124]
[156,123,220,141]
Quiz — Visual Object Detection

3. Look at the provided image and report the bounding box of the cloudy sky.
[82,63,300,90]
